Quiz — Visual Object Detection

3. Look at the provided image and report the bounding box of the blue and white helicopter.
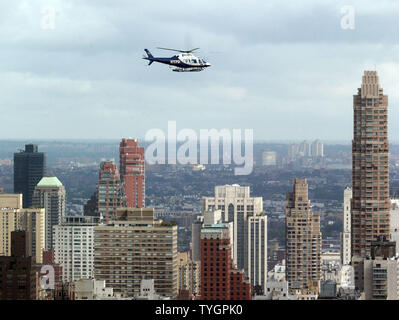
[143,47,211,72]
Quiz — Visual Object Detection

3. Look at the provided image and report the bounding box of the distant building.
[0,193,45,263]
[97,160,125,221]
[200,222,251,300]
[33,177,66,250]
[94,208,178,298]
[70,279,117,300]
[0,231,37,300]
[285,178,321,293]
[298,141,311,157]
[119,139,145,208]
[311,140,324,158]
[54,216,99,282]
[262,151,277,166]
[14,144,46,208]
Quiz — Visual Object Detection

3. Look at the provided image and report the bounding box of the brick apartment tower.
[97,160,125,221]
[285,178,321,292]
[119,139,145,208]
[200,223,251,300]
[351,71,390,290]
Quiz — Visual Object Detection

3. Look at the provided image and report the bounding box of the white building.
[390,199,399,255]
[311,139,324,157]
[247,214,267,293]
[72,279,117,300]
[341,187,352,265]
[33,177,66,250]
[202,185,262,269]
[54,216,99,282]
[262,151,277,166]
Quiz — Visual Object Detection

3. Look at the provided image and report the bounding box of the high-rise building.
[0,193,45,263]
[341,187,352,265]
[298,141,311,157]
[311,139,324,158]
[177,251,200,297]
[33,177,66,250]
[97,160,125,221]
[200,222,251,300]
[0,231,37,300]
[351,71,390,290]
[14,144,46,208]
[285,178,321,292]
[119,139,145,208]
[94,208,178,298]
[54,216,99,282]
[247,213,267,294]
[202,185,262,269]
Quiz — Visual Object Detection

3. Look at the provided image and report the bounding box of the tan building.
[177,251,200,297]
[285,178,321,293]
[94,207,178,299]
[351,71,390,290]
[0,193,45,263]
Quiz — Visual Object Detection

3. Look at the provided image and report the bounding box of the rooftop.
[37,177,63,187]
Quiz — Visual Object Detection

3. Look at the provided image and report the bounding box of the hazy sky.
[1,0,399,141]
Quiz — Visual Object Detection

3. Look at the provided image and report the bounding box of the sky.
[1,0,399,142]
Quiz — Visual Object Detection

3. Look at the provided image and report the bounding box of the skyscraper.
[247,213,268,294]
[119,139,145,208]
[341,187,352,265]
[285,178,321,293]
[202,185,263,270]
[97,160,125,221]
[33,177,66,250]
[14,144,46,208]
[351,71,390,289]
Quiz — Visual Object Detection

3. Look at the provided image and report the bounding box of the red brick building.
[200,223,251,300]
[119,139,145,208]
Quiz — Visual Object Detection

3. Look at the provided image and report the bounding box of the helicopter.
[143,47,211,72]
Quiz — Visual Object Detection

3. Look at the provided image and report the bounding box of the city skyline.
[1,1,399,140]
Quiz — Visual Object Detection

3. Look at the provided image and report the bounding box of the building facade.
[0,193,45,263]
[247,214,267,294]
[285,178,321,292]
[94,208,178,298]
[13,144,46,209]
[0,231,37,300]
[202,185,262,269]
[119,139,145,208]
[351,71,390,290]
[33,177,66,250]
[177,251,200,297]
[341,187,352,265]
[97,160,125,221]
[54,216,98,283]
[200,222,251,300]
